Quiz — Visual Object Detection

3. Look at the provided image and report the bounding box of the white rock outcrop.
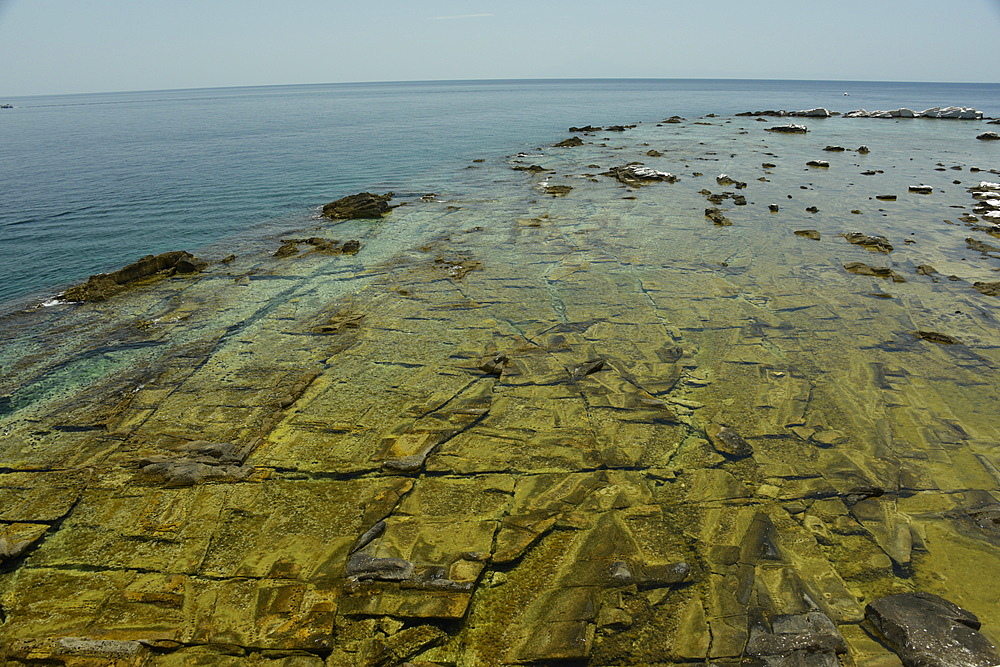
[844,107,983,119]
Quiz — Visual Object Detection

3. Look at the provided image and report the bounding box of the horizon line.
[4,76,999,100]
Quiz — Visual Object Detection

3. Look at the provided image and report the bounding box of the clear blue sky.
[1,0,998,96]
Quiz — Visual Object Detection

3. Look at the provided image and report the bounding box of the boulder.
[716,174,747,188]
[553,137,584,147]
[568,125,602,133]
[62,250,207,302]
[807,160,830,168]
[766,124,809,133]
[865,592,1000,667]
[977,132,1000,141]
[789,107,832,117]
[321,192,393,219]
[921,106,984,119]
[909,185,933,194]
[604,165,678,186]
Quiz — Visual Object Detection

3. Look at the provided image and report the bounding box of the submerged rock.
[705,207,732,226]
[973,281,1000,296]
[321,192,393,219]
[916,331,960,345]
[866,593,1000,667]
[746,611,847,665]
[706,423,753,458]
[843,232,893,253]
[62,250,207,302]
[795,230,821,240]
[543,184,573,197]
[844,262,906,282]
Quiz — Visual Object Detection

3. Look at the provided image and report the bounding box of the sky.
[1,0,999,97]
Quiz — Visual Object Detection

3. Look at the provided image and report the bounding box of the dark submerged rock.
[794,230,821,240]
[321,192,393,219]
[844,263,906,282]
[706,423,753,458]
[916,331,960,345]
[705,208,732,226]
[843,232,893,253]
[865,592,1000,667]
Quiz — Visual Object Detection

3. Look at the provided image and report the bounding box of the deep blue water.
[2,78,999,308]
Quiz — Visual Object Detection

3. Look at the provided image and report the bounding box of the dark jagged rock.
[478,352,510,375]
[62,250,208,302]
[604,164,678,186]
[866,593,1000,667]
[967,237,1000,254]
[568,125,602,133]
[769,204,780,212]
[807,160,830,168]
[705,207,732,226]
[963,491,1000,537]
[977,132,1000,141]
[512,164,552,173]
[746,611,847,666]
[843,232,893,253]
[858,145,871,154]
[350,520,387,554]
[824,146,847,152]
[909,184,934,194]
[544,184,573,196]
[646,149,663,157]
[916,331,960,345]
[346,552,415,581]
[805,206,819,213]
[973,281,1000,296]
[570,358,606,378]
[553,136,584,147]
[795,230,821,240]
[321,192,393,219]
[605,124,635,131]
[706,423,753,458]
[844,262,906,282]
[876,194,897,201]
[716,174,747,188]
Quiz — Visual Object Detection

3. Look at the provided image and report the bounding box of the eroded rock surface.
[866,593,1000,667]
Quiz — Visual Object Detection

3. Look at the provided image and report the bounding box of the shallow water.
[4,78,1000,308]
[1,113,1000,665]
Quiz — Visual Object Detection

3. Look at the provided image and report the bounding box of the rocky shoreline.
[2,107,1000,666]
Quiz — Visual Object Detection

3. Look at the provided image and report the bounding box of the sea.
[2,78,1000,310]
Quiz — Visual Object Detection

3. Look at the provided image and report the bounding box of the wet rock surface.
[866,593,1000,667]
[321,191,394,219]
[3,110,1000,666]
[61,250,207,301]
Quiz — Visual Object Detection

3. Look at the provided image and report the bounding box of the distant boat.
[0,104,13,109]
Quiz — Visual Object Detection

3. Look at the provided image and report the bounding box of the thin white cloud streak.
[431,13,495,20]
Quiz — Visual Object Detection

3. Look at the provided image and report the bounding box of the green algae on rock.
[3,110,1000,666]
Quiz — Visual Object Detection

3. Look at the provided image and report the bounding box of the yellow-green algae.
[1,115,999,666]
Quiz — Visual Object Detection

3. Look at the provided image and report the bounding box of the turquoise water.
[2,78,1000,308]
